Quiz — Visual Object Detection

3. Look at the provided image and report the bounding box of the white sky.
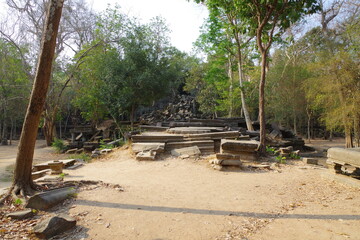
[87,0,209,53]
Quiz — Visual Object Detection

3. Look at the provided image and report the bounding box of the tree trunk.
[354,115,360,147]
[345,125,354,148]
[258,53,267,154]
[306,106,311,143]
[43,106,58,146]
[11,0,64,197]
[235,38,254,131]
[130,104,135,130]
[227,56,234,118]
[9,118,13,145]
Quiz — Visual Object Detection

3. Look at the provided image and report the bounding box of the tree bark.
[235,34,254,131]
[227,56,234,118]
[258,53,267,154]
[11,0,64,197]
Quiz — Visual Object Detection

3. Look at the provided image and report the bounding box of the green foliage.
[276,155,287,164]
[73,8,189,124]
[0,39,30,133]
[59,173,66,179]
[69,153,92,163]
[289,152,300,160]
[51,138,66,153]
[13,198,23,206]
[99,140,114,150]
[266,146,276,155]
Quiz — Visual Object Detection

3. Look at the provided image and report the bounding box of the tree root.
[0,181,43,206]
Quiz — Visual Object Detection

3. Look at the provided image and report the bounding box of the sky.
[87,0,209,53]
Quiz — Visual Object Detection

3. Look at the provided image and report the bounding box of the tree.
[0,39,30,144]
[195,1,255,128]
[195,0,319,153]
[2,0,64,201]
[1,0,97,146]
[73,9,188,128]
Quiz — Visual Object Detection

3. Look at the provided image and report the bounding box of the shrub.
[51,138,66,153]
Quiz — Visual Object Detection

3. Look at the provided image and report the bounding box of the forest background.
[0,0,359,149]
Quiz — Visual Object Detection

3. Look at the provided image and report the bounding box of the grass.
[68,153,92,163]
[51,138,67,153]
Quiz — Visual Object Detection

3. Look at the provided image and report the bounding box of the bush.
[51,138,66,153]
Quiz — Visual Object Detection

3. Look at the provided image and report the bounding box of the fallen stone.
[210,159,242,166]
[75,148,84,154]
[26,187,76,210]
[6,209,34,220]
[248,164,271,170]
[34,214,76,239]
[171,146,201,157]
[132,142,165,153]
[100,148,113,154]
[136,150,157,161]
[31,169,51,180]
[327,147,360,168]
[65,148,78,154]
[220,139,259,153]
[216,153,240,161]
[303,157,318,165]
[66,163,84,170]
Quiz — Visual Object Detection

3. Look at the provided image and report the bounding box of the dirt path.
[0,140,58,189]
[62,146,360,240]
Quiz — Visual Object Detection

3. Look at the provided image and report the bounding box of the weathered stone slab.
[210,159,242,166]
[132,133,184,143]
[34,214,76,239]
[327,147,360,168]
[33,159,76,172]
[100,148,113,154]
[26,187,76,210]
[65,148,78,154]
[132,142,165,153]
[6,209,34,220]
[216,153,240,161]
[136,151,157,161]
[139,125,169,132]
[185,131,240,140]
[32,169,51,180]
[303,157,318,165]
[166,140,214,154]
[171,146,201,157]
[220,139,259,153]
[167,127,213,134]
[218,151,258,161]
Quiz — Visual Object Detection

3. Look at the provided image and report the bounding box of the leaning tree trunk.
[11,0,64,197]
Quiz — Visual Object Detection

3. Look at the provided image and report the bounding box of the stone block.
[303,158,318,165]
[34,214,76,239]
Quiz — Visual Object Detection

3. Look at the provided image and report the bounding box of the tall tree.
[195,0,319,153]
[2,0,64,200]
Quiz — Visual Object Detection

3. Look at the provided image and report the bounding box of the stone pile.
[139,95,202,124]
[210,139,259,170]
[267,123,306,150]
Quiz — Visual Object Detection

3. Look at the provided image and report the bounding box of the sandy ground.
[1,139,359,239]
[0,140,61,189]
[61,142,359,240]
